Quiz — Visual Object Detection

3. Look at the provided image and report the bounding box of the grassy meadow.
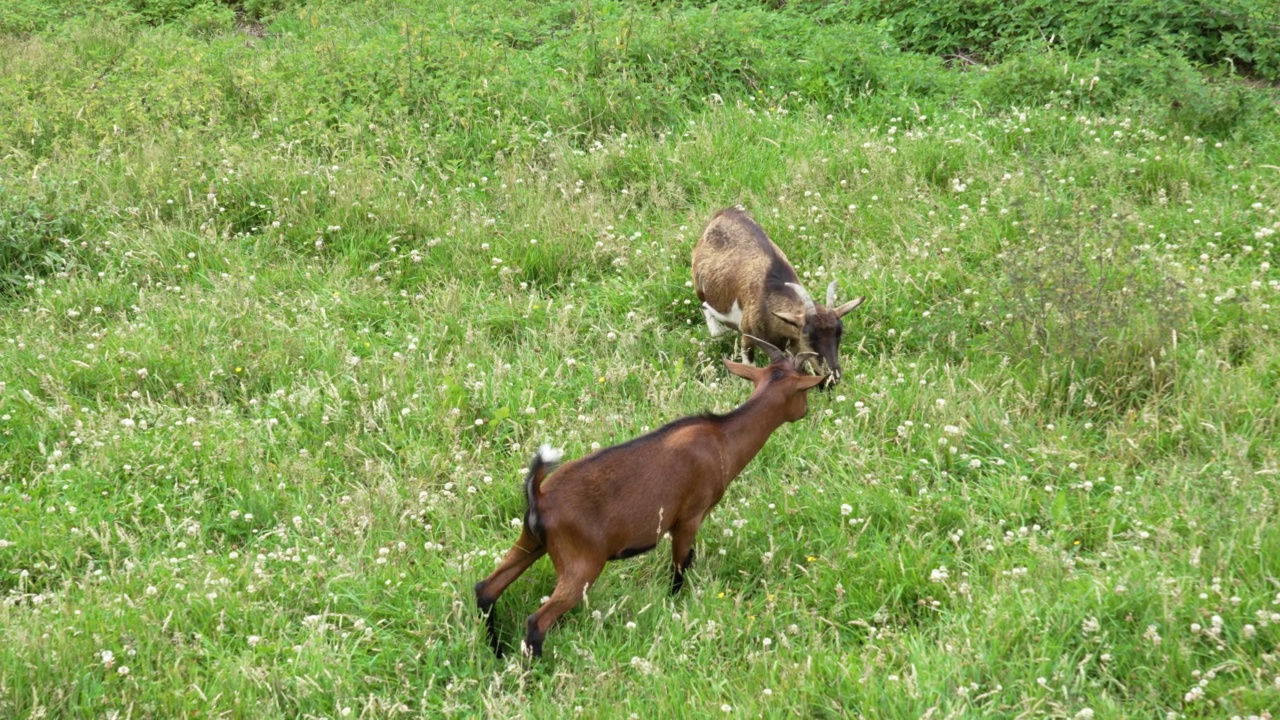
[2,0,1280,717]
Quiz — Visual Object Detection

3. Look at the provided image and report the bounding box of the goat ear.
[772,310,805,327]
[794,374,826,391]
[834,296,865,317]
[723,359,765,382]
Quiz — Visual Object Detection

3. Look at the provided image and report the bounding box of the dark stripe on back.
[714,209,799,292]
[588,392,771,463]
[764,252,800,293]
[589,412,724,461]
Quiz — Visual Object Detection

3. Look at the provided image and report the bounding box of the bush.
[992,204,1188,415]
[0,183,85,299]
[1103,45,1270,137]
[0,0,68,34]
[798,0,1280,81]
[0,0,296,32]
[973,43,1269,137]
[182,1,236,36]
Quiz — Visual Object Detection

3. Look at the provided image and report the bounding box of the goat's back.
[693,208,803,341]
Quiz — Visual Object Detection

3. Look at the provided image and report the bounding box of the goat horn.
[785,282,817,314]
[826,280,838,307]
[743,334,787,364]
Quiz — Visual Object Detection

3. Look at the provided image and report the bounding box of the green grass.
[2,1,1280,717]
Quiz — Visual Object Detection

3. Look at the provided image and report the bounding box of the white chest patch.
[702,300,743,337]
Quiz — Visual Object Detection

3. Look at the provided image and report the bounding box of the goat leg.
[523,559,605,658]
[474,531,546,656]
[669,519,703,595]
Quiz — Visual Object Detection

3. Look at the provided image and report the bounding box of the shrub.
[991,204,1187,415]
[1103,45,1270,137]
[0,0,67,34]
[799,0,1280,81]
[182,2,236,37]
[0,0,297,32]
[974,43,1270,137]
[0,182,85,299]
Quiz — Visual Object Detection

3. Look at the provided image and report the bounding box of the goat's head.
[725,339,826,421]
[772,281,864,384]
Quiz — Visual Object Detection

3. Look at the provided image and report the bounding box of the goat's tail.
[523,444,563,546]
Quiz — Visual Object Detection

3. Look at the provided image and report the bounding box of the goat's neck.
[718,390,788,484]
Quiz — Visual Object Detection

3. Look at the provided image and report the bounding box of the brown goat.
[692,207,865,383]
[474,341,825,658]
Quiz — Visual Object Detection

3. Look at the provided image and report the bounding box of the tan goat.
[692,207,864,383]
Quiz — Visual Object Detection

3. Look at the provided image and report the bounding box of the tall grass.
[1,1,1279,717]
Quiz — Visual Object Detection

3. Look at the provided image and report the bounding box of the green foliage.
[993,206,1188,415]
[811,0,1280,81]
[0,0,68,34]
[180,1,236,36]
[1,2,1279,718]
[0,0,296,32]
[969,43,1271,137]
[0,181,85,298]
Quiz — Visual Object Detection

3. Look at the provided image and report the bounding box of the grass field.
[2,1,1280,717]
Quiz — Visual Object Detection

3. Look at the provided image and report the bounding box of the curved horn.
[792,351,820,371]
[785,282,817,314]
[826,280,838,307]
[742,334,787,364]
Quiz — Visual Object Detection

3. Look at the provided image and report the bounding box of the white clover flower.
[1143,625,1162,646]
[840,504,853,516]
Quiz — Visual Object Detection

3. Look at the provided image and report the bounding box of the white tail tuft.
[538,444,564,464]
